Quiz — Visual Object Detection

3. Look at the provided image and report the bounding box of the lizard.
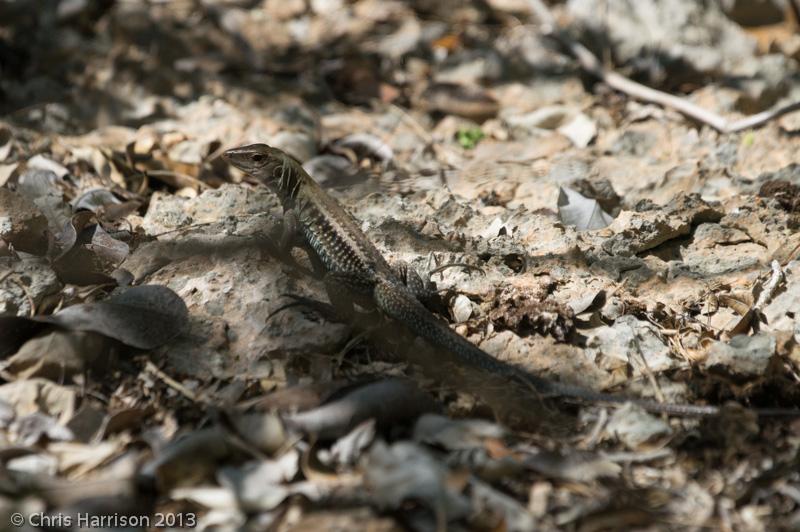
[223,143,799,419]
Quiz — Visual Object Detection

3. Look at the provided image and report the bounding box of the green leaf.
[456,127,485,150]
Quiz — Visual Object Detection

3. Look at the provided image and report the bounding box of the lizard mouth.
[223,144,271,173]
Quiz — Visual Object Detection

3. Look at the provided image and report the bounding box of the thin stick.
[789,0,800,28]
[144,360,200,403]
[386,103,463,165]
[525,0,800,133]
[753,260,785,311]
[145,169,209,190]
[727,260,785,335]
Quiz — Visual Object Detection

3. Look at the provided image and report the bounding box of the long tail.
[374,279,799,418]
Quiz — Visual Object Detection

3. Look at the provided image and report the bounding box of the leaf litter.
[1,0,800,530]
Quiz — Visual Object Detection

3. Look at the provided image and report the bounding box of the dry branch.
[526,0,800,133]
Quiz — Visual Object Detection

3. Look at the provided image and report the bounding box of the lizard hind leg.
[391,260,459,317]
[392,261,438,303]
[393,258,483,305]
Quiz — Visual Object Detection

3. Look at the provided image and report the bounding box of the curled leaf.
[365,440,470,519]
[302,154,364,187]
[72,188,122,213]
[16,168,71,235]
[54,221,130,285]
[217,451,300,512]
[283,378,439,439]
[333,133,394,166]
[413,414,505,451]
[557,186,614,231]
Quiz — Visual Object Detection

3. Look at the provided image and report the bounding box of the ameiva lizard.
[223,143,799,419]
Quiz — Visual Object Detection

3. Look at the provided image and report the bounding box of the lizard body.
[224,144,797,418]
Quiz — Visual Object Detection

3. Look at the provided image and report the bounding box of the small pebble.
[452,294,473,323]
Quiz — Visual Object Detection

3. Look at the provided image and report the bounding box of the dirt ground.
[1,1,800,530]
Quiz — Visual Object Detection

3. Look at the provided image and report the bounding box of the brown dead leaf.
[0,187,49,255]
[0,285,187,355]
[45,285,188,350]
[420,82,500,122]
[0,379,76,423]
[140,427,242,490]
[1,330,114,382]
[53,221,129,285]
[283,379,439,440]
[412,414,507,458]
[489,286,575,342]
[759,178,800,213]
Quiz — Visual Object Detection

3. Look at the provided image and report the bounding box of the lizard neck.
[267,157,307,207]
[265,158,394,279]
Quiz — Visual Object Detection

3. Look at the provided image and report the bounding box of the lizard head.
[223,143,293,183]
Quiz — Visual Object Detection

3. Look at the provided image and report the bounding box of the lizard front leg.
[268,209,327,276]
[278,208,299,254]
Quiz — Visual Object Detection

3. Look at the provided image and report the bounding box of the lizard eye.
[251,154,265,163]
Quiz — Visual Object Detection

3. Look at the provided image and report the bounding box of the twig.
[6,274,37,317]
[144,360,201,403]
[145,169,209,190]
[386,103,463,166]
[149,212,275,238]
[789,0,800,28]
[631,331,665,405]
[578,407,608,449]
[387,103,435,145]
[753,260,785,311]
[525,0,800,133]
[784,239,800,265]
[602,447,673,463]
[728,260,785,335]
